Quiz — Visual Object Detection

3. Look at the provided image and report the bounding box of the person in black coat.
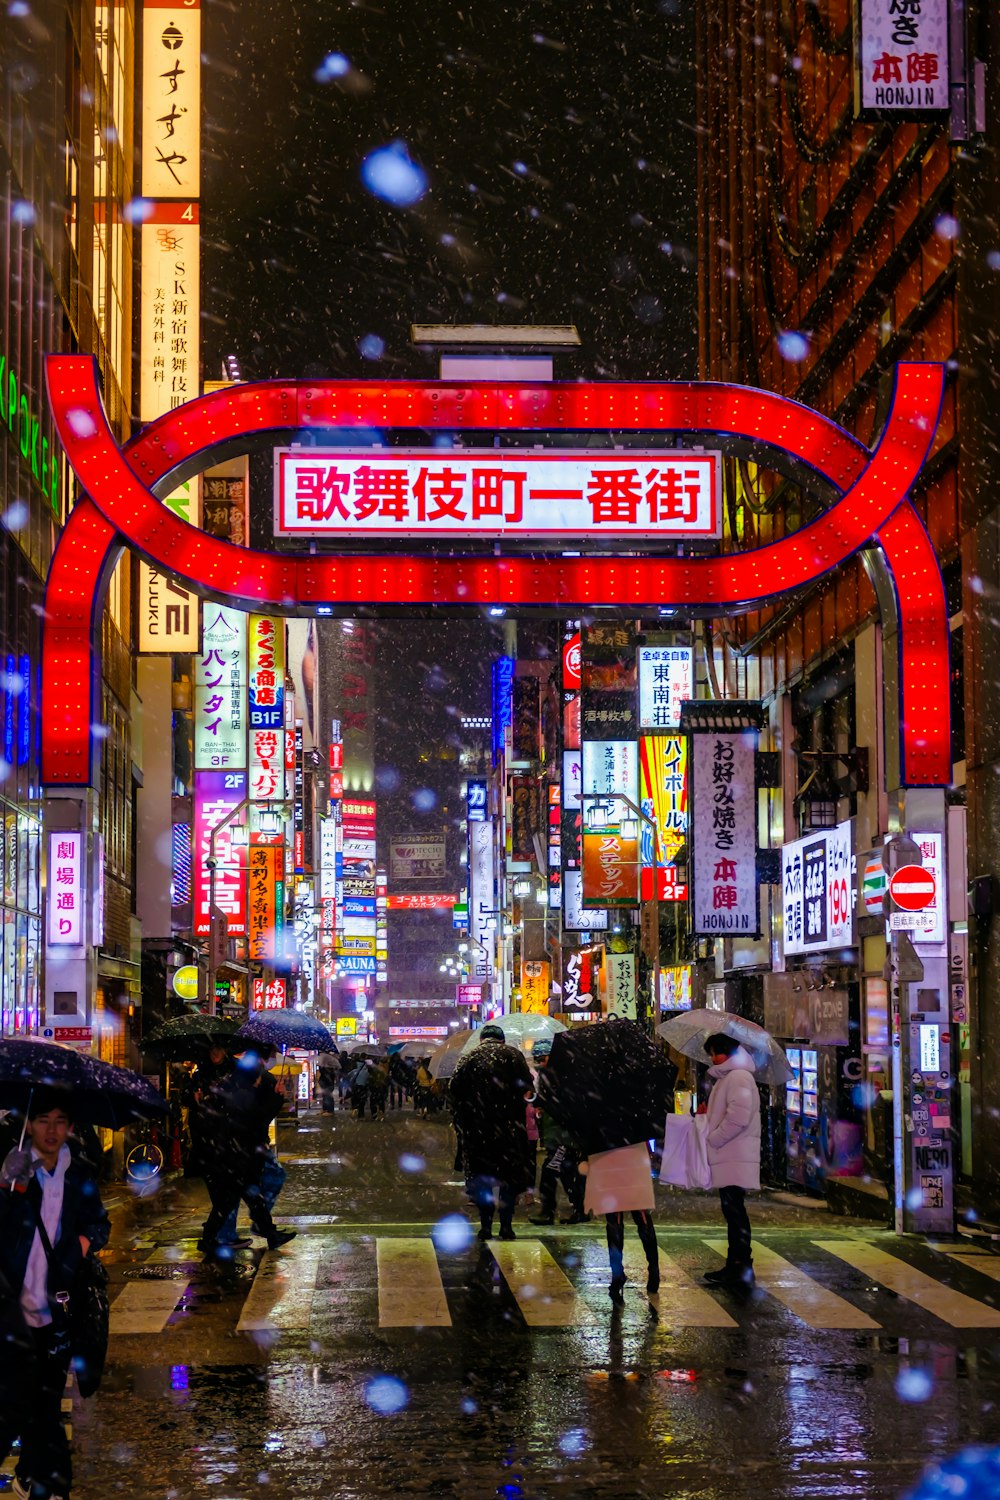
[197,1052,296,1255]
[0,1087,110,1500]
[187,1044,235,1176]
[449,1025,534,1242]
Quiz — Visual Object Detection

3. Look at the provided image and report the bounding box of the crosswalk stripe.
[237,1244,321,1334]
[622,1247,737,1326]
[145,1240,202,1265]
[491,1239,595,1327]
[704,1240,880,1330]
[376,1238,452,1327]
[931,1246,1000,1286]
[815,1240,1000,1328]
[109,1279,187,1334]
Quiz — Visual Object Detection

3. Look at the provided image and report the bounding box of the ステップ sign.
[274,450,722,539]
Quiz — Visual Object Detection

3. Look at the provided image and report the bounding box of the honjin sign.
[274,450,722,539]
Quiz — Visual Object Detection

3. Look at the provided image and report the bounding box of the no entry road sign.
[888,864,936,912]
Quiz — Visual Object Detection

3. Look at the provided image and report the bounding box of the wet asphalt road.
[26,1105,1000,1500]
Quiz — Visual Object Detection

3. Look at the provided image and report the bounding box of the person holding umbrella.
[195,1051,296,1255]
[449,1024,534,1242]
[701,1032,762,1292]
[0,1087,110,1500]
[528,1040,587,1227]
[536,1019,676,1304]
[582,1142,661,1304]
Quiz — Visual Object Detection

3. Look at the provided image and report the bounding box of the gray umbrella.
[656,1009,793,1086]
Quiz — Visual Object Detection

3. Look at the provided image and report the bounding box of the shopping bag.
[659,1112,713,1190]
[687,1113,713,1191]
[659,1113,696,1187]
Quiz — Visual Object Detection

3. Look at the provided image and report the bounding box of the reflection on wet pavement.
[45,1108,1000,1498]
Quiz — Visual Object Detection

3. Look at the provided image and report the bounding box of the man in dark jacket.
[197,1052,296,1255]
[449,1025,534,1242]
[0,1087,110,1500]
[188,1043,234,1177]
[528,1040,587,1226]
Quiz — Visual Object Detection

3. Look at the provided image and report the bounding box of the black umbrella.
[0,1038,168,1128]
[539,1018,677,1155]
[144,1014,240,1059]
[237,1010,336,1052]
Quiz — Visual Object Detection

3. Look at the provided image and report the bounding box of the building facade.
[696,0,987,1209]
[2,0,139,1059]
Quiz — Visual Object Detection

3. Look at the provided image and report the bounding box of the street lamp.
[582,791,662,1026]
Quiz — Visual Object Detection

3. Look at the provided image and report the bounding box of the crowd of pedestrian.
[446,1022,762,1303]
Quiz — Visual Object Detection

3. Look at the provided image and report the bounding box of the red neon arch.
[42,358,949,787]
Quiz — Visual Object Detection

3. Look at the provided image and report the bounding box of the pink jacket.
[705,1047,761,1190]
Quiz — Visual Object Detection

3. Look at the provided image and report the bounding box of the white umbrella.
[395,1040,436,1061]
[460,1013,566,1057]
[428,1028,476,1080]
[656,1009,792,1086]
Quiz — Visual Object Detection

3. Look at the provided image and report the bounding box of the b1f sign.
[274,450,721,539]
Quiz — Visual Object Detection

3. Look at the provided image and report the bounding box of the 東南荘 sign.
[274,450,721,539]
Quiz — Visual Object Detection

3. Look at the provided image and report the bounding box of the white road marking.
[237,1243,322,1334]
[703,1240,880,1330]
[376,1237,452,1327]
[109,1279,187,1334]
[491,1239,596,1327]
[815,1239,1000,1328]
[621,1246,737,1327]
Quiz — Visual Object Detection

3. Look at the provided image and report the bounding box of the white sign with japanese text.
[690,731,757,935]
[195,607,247,769]
[562,869,609,931]
[856,0,949,112]
[782,821,855,956]
[469,820,494,980]
[638,646,693,730]
[581,740,639,806]
[139,205,200,423]
[606,953,637,1019]
[47,833,83,946]
[274,450,721,539]
[911,830,946,948]
[142,0,201,199]
[139,479,199,653]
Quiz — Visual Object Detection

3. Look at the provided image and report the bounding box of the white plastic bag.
[687,1113,712,1191]
[659,1113,712,1190]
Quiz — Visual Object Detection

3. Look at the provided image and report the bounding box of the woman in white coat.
[702,1033,761,1292]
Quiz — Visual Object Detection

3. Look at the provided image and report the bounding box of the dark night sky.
[200,0,698,382]
[199,2,698,861]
